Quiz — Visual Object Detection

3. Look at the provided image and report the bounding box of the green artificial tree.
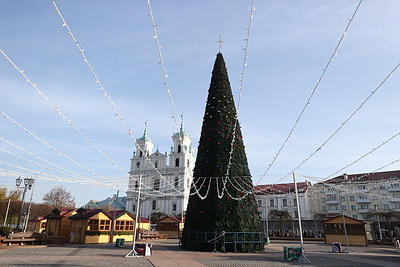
[181,53,264,252]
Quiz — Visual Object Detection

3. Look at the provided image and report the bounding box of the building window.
[173,203,177,212]
[152,200,156,210]
[321,197,326,202]
[359,195,368,200]
[270,199,274,207]
[140,151,143,157]
[349,196,355,201]
[155,161,158,168]
[133,205,136,212]
[351,205,356,210]
[322,206,326,211]
[294,210,298,219]
[360,204,369,210]
[175,158,180,167]
[327,196,337,201]
[187,159,190,168]
[340,196,345,201]
[178,145,181,153]
[115,220,134,231]
[374,204,379,210]
[352,215,357,219]
[175,177,179,188]
[282,199,287,207]
[384,204,389,210]
[153,178,160,191]
[136,162,140,169]
[88,219,110,231]
[135,181,139,189]
[341,205,346,211]
[257,200,262,207]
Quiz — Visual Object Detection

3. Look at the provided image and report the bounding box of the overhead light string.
[0,111,108,181]
[275,57,400,185]
[0,50,127,178]
[146,0,180,134]
[51,1,180,193]
[225,0,256,179]
[324,130,400,180]
[0,136,95,181]
[256,0,364,185]
[0,147,84,180]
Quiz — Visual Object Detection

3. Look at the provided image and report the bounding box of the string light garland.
[325,130,400,180]
[0,51,127,177]
[0,147,79,179]
[0,137,93,181]
[256,0,364,185]
[277,59,400,184]
[146,0,180,134]
[225,0,256,178]
[9,3,180,193]
[0,111,108,180]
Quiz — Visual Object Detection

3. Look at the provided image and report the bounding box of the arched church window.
[175,158,179,167]
[139,151,143,157]
[136,162,140,169]
[153,178,160,191]
[155,161,158,168]
[178,145,181,153]
[135,181,139,189]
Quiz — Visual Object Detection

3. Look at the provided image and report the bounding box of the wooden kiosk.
[324,215,368,246]
[156,216,184,239]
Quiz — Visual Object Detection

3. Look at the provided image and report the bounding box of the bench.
[140,231,160,240]
[2,231,48,246]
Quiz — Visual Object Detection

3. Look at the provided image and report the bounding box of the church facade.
[125,122,195,220]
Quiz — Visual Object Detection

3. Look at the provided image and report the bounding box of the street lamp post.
[15,177,34,231]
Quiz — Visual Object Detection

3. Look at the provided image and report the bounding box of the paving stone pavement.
[0,239,399,266]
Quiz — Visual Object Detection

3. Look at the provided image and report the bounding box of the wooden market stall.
[324,215,368,246]
[68,208,112,244]
[44,208,76,242]
[108,210,135,242]
[137,217,151,231]
[156,216,184,239]
[26,216,47,233]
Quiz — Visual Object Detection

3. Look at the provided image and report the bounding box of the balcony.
[327,210,340,214]
[358,209,370,214]
[326,200,339,205]
[357,199,371,204]
[388,187,400,192]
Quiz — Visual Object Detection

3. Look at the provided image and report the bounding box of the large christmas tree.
[181,53,264,252]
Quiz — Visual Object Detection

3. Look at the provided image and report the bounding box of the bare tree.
[42,186,75,208]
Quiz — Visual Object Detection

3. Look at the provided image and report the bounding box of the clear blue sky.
[1,0,400,206]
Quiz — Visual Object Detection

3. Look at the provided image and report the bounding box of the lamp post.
[15,177,34,231]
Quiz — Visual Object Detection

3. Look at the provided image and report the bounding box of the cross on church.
[217,34,224,52]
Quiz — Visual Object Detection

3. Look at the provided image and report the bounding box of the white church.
[125,121,195,220]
